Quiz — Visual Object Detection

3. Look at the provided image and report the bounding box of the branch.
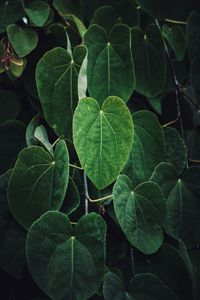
[83,172,89,214]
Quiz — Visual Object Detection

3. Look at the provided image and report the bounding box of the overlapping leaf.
[84,24,135,104]
[73,96,134,189]
[36,46,86,139]
[8,140,69,230]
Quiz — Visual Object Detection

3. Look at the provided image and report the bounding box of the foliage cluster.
[0,0,200,299]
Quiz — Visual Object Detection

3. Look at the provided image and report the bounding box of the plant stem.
[164,18,187,25]
[83,172,89,214]
[88,194,113,203]
[69,163,83,170]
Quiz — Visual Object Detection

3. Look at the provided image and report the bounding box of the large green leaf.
[8,140,69,230]
[164,167,200,248]
[113,175,166,254]
[91,6,119,34]
[131,25,166,97]
[0,170,26,279]
[26,211,106,300]
[162,25,186,61]
[73,96,134,189]
[135,0,176,19]
[124,110,164,187]
[0,120,26,175]
[7,24,38,57]
[36,46,86,139]
[84,24,135,104]
[187,11,200,61]
[128,273,180,300]
[23,0,50,27]
[0,0,24,33]
[163,127,188,175]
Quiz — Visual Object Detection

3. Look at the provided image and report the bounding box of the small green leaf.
[124,110,164,187]
[132,25,166,97]
[7,24,38,57]
[8,140,69,230]
[113,175,166,254]
[73,96,134,189]
[84,24,135,104]
[36,46,87,139]
[27,211,106,300]
[34,125,53,154]
[23,0,50,27]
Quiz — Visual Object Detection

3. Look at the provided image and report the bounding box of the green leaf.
[23,0,50,27]
[128,273,180,300]
[103,272,126,300]
[36,46,87,139]
[0,170,26,279]
[27,211,106,299]
[7,24,38,57]
[190,56,200,105]
[164,166,200,248]
[135,0,176,19]
[131,25,166,97]
[84,24,135,104]
[163,127,188,175]
[187,11,200,61]
[162,25,186,61]
[113,175,166,254]
[124,110,164,187]
[0,120,26,175]
[0,89,21,124]
[8,140,69,230]
[26,115,40,146]
[0,0,24,34]
[73,96,134,189]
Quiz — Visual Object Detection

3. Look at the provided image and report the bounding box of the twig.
[164,18,187,25]
[69,163,83,170]
[88,194,113,203]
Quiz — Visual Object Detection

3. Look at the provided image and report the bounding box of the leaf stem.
[83,172,89,214]
[88,194,113,203]
[69,163,83,170]
[164,18,187,25]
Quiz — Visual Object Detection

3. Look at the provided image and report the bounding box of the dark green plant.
[0,0,200,299]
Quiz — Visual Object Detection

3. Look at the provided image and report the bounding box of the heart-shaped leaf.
[23,0,50,27]
[73,96,134,189]
[8,140,69,230]
[131,25,166,97]
[113,175,166,254]
[84,24,135,104]
[7,24,38,57]
[26,211,106,300]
